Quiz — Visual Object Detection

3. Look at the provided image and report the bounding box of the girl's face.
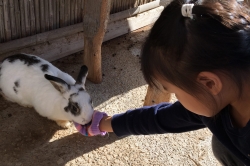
[157,77,220,117]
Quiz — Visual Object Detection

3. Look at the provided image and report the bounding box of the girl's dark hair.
[141,0,250,109]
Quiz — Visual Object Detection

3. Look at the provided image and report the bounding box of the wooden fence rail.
[0,0,154,43]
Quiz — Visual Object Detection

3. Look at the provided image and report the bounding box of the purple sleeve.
[111,101,206,137]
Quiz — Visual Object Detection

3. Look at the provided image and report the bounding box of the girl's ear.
[197,72,222,95]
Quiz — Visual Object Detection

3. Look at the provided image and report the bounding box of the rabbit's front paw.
[56,120,71,128]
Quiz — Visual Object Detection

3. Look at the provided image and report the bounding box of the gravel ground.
[0,26,221,166]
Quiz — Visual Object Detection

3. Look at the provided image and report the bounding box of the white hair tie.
[182,4,194,19]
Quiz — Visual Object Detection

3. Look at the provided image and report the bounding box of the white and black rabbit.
[0,53,94,128]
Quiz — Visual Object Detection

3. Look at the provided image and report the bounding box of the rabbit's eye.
[70,103,80,116]
[64,102,80,116]
[70,93,77,97]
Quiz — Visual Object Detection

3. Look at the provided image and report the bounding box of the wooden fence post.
[144,85,171,106]
[83,0,111,83]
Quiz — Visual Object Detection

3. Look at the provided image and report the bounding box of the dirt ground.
[0,26,220,166]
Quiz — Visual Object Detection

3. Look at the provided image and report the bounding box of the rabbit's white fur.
[0,54,94,128]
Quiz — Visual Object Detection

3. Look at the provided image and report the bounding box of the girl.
[74,0,250,165]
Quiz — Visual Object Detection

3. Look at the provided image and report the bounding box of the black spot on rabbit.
[14,80,20,87]
[5,54,41,66]
[13,80,20,94]
[79,87,85,91]
[64,102,81,116]
[40,64,49,72]
[13,87,18,94]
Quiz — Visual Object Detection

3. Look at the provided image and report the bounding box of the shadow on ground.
[0,101,125,165]
[0,28,150,165]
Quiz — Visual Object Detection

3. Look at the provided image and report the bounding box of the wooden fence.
[0,0,154,43]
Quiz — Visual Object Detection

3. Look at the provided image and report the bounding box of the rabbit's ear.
[76,65,88,86]
[45,74,70,93]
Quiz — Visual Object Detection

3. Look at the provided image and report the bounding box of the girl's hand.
[74,111,108,136]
